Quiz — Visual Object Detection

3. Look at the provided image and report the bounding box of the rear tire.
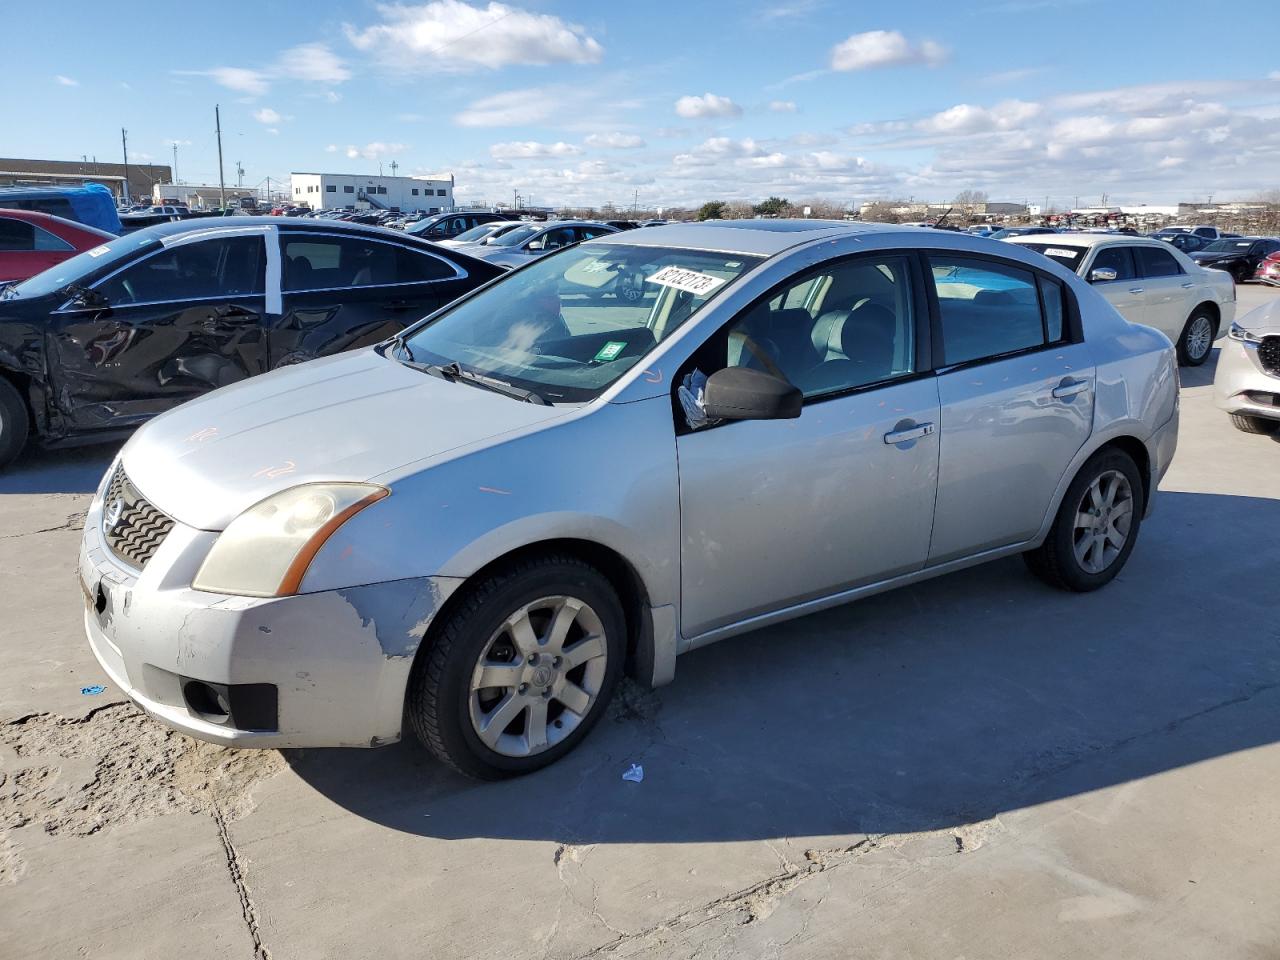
[1176,309,1215,366]
[1024,449,1144,592]
[0,377,30,471]
[407,554,625,779]
[1230,413,1279,435]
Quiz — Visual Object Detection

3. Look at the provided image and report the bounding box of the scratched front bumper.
[79,497,459,749]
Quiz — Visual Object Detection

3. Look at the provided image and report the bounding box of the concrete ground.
[3,287,1278,959]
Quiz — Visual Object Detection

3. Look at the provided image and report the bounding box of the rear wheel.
[1176,309,1215,366]
[407,555,625,779]
[1024,449,1144,592]
[0,377,30,471]
[1230,413,1279,435]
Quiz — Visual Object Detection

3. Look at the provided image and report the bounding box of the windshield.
[454,222,512,243]
[1202,239,1254,252]
[487,224,541,247]
[6,230,157,299]
[405,216,446,235]
[401,242,762,402]
[1015,243,1088,271]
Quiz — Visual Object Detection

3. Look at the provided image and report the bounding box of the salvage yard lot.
[3,287,1279,960]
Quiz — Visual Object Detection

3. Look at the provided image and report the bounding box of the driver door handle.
[1128,287,1145,294]
[1052,378,1091,400]
[1181,281,1195,288]
[883,422,935,445]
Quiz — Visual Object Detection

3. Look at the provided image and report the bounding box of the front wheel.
[407,555,625,779]
[1230,413,1279,435]
[1024,449,1144,592]
[1176,310,1215,366]
[0,377,31,471]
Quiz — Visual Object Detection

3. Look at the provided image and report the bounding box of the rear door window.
[283,234,449,289]
[1134,245,1183,278]
[927,256,1051,365]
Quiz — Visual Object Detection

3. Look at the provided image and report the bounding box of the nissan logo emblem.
[104,499,125,532]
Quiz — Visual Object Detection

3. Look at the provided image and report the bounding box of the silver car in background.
[468,220,618,269]
[79,221,1179,778]
[1215,299,1280,435]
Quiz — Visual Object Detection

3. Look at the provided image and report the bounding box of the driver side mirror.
[1088,266,1118,283]
[526,239,546,251]
[702,366,802,421]
[69,287,108,309]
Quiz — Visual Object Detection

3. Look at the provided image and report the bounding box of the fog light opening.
[183,680,231,723]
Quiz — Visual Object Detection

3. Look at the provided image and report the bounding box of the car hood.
[119,348,570,530]
[1237,298,1280,337]
[1191,251,1244,263]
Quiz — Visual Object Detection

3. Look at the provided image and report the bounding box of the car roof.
[1005,233,1167,249]
[601,219,919,257]
[140,216,439,243]
[0,207,116,238]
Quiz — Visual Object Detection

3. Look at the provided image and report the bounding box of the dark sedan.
[0,218,503,467]
[1189,236,1280,282]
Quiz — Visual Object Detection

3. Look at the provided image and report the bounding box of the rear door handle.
[883,422,935,445]
[381,299,415,311]
[1181,281,1195,288]
[1052,378,1090,400]
[1128,287,1145,294]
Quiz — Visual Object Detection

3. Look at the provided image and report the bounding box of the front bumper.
[1214,338,1280,423]
[80,501,461,748]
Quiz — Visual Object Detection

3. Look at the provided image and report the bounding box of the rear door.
[1132,243,1193,343]
[1083,244,1146,326]
[47,232,269,432]
[273,231,468,365]
[926,253,1094,563]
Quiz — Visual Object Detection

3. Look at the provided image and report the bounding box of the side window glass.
[0,218,35,251]
[927,256,1045,365]
[722,256,916,397]
[1038,276,1065,343]
[282,235,399,290]
[98,236,264,305]
[394,246,455,282]
[1135,245,1182,278]
[1090,246,1136,281]
[32,226,75,252]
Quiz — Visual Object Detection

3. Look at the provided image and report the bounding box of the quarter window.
[927,256,1047,365]
[1134,245,1183,278]
[0,217,36,251]
[96,236,265,304]
[719,256,917,397]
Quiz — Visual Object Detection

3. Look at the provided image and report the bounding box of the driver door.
[675,253,940,639]
[46,233,269,433]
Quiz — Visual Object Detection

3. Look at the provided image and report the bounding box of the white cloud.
[916,100,1041,134]
[584,132,646,149]
[345,0,603,72]
[769,100,797,113]
[830,30,946,72]
[455,88,558,126]
[345,142,408,160]
[266,128,280,135]
[490,140,582,159]
[205,67,271,96]
[276,43,351,83]
[253,107,283,124]
[54,75,78,87]
[325,144,338,152]
[325,91,343,103]
[674,93,742,119]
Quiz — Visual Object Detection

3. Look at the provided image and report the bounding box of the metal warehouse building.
[290,172,455,212]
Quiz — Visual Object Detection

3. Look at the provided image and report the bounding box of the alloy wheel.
[468,596,609,758]
[1185,316,1213,361]
[1072,469,1134,574]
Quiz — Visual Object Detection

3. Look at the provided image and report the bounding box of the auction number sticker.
[646,266,727,297]
[1044,248,1079,259]
[86,245,112,258]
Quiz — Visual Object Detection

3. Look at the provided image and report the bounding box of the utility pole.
[215,104,227,210]
[236,161,244,187]
[266,176,270,204]
[390,160,398,176]
[121,128,130,203]
[172,142,179,184]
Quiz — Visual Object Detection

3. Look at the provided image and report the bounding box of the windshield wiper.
[395,356,549,405]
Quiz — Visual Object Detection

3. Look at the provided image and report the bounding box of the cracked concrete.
[2,289,1280,959]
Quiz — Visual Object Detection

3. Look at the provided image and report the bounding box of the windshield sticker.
[646,266,727,297]
[86,245,111,258]
[593,341,628,362]
[1045,248,1079,259]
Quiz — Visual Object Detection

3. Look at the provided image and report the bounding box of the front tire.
[1176,309,1215,366]
[407,554,625,779]
[0,377,31,470]
[1024,449,1144,592]
[1230,413,1279,435]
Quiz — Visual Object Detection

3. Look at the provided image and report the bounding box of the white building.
[289,172,455,213]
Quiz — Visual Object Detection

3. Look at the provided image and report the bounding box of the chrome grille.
[1259,336,1280,377]
[102,467,174,569]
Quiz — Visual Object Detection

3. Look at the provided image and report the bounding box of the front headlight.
[193,483,388,597]
[1228,321,1262,344]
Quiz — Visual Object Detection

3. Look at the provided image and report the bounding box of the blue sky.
[12,0,1280,210]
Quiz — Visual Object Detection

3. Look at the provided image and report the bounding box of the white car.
[1214,301,1280,436]
[1006,234,1235,365]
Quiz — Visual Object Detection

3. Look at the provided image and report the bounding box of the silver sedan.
[1214,299,1280,435]
[79,221,1180,778]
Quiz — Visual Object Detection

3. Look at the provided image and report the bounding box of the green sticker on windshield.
[594,341,627,362]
